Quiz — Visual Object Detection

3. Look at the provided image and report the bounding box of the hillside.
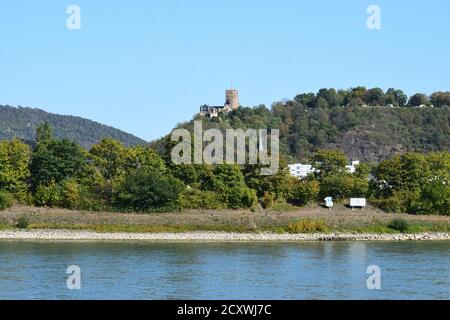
[0,105,147,148]
[153,103,450,163]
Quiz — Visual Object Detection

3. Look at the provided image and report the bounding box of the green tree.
[313,149,348,177]
[90,138,127,180]
[319,174,368,201]
[30,138,87,188]
[408,93,429,106]
[0,139,31,200]
[115,171,184,212]
[211,164,257,209]
[364,88,385,106]
[430,91,450,108]
[287,179,320,205]
[385,88,407,106]
[36,122,53,146]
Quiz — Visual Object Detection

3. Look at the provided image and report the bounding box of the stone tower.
[225,89,239,110]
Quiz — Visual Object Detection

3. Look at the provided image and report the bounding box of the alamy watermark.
[170,121,279,175]
[66,265,81,290]
[367,5,381,30]
[66,5,81,30]
[366,265,381,290]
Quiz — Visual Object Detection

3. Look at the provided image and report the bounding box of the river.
[0,241,448,299]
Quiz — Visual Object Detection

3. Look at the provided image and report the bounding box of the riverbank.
[1,229,449,241]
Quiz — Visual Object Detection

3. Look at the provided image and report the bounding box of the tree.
[210,164,256,209]
[408,93,429,106]
[126,145,166,175]
[242,157,291,198]
[415,179,450,215]
[0,139,31,200]
[317,88,339,107]
[430,91,450,108]
[90,138,127,180]
[319,174,368,201]
[345,87,367,106]
[313,149,348,177]
[374,152,429,196]
[287,179,320,205]
[30,138,87,188]
[364,88,385,106]
[36,122,53,146]
[385,88,407,106]
[115,171,184,212]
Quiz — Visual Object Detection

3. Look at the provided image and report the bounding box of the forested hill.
[0,105,147,148]
[154,88,450,163]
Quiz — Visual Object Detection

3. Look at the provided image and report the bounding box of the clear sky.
[1,0,449,141]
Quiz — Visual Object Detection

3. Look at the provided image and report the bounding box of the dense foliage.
[152,88,449,163]
[0,123,448,215]
[1,85,449,215]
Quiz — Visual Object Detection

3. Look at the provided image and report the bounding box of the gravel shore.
[0,229,449,241]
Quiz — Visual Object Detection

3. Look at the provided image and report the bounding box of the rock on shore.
[0,230,449,241]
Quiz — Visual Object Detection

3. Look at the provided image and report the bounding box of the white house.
[345,160,360,173]
[288,163,316,179]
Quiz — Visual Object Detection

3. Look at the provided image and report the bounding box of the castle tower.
[225,89,239,110]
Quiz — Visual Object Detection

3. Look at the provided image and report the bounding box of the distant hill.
[0,105,147,149]
[152,104,450,163]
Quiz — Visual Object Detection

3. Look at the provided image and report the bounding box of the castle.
[199,89,239,117]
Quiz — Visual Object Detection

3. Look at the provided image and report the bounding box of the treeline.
[292,87,450,108]
[0,123,449,215]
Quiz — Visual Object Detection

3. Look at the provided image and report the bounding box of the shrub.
[288,179,320,205]
[0,191,14,210]
[115,171,185,212]
[34,181,61,207]
[16,214,30,229]
[286,219,329,233]
[261,191,275,209]
[372,190,419,213]
[388,218,409,233]
[412,179,450,215]
[61,179,80,208]
[75,187,108,211]
[271,199,297,212]
[319,174,368,202]
[179,188,225,210]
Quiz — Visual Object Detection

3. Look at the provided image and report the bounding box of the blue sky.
[0,0,449,141]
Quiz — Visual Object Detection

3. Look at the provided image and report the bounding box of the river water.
[0,241,448,299]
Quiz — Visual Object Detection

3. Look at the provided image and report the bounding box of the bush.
[115,171,185,212]
[319,174,368,202]
[388,218,409,233]
[372,190,419,213]
[179,188,225,210]
[288,179,320,205]
[0,191,14,210]
[261,191,275,209]
[34,181,61,207]
[411,179,450,215]
[15,214,30,229]
[286,219,329,233]
[61,179,80,208]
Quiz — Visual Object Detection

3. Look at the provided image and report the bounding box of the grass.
[286,219,329,233]
[347,221,450,234]
[0,219,447,234]
[0,206,449,235]
[27,223,257,233]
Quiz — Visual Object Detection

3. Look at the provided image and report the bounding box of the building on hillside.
[199,88,239,117]
[288,163,316,179]
[345,160,360,173]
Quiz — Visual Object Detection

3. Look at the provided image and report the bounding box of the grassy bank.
[0,205,449,235]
